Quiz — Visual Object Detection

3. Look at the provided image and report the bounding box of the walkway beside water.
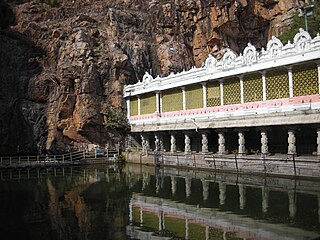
[125,150,320,179]
[0,149,121,169]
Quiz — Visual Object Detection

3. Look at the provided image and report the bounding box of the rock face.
[0,0,309,154]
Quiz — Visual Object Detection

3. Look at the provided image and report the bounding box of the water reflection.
[0,164,319,240]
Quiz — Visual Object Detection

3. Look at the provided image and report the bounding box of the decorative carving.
[243,43,257,66]
[294,28,311,52]
[222,49,236,70]
[267,36,283,58]
[205,54,217,73]
[142,72,153,86]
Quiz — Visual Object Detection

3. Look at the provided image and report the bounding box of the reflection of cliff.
[46,169,130,239]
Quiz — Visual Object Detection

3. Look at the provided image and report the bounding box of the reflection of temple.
[125,164,320,239]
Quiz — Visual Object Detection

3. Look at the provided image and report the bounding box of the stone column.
[218,131,226,155]
[239,75,244,104]
[137,95,141,116]
[182,87,186,111]
[288,190,296,219]
[185,177,192,198]
[126,98,131,119]
[142,172,149,191]
[261,130,269,155]
[140,206,143,226]
[170,134,176,153]
[219,182,226,206]
[160,91,163,113]
[201,132,209,154]
[171,176,177,196]
[185,218,189,240]
[261,71,267,101]
[155,134,160,151]
[141,134,147,153]
[287,66,293,98]
[317,129,320,156]
[155,91,160,113]
[318,193,320,224]
[220,81,224,106]
[238,131,246,155]
[288,129,296,155]
[205,226,209,240]
[184,133,191,154]
[129,199,133,223]
[202,179,209,201]
[238,184,246,210]
[262,187,269,214]
[159,135,164,151]
[317,63,320,94]
[202,82,207,108]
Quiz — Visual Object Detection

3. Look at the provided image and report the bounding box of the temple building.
[123,29,320,158]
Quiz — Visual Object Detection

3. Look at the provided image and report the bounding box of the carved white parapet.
[205,54,217,73]
[222,49,236,70]
[294,28,311,53]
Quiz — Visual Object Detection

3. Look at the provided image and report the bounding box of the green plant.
[101,106,128,129]
[279,3,320,43]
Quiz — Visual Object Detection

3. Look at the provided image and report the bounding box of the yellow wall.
[244,73,263,103]
[130,97,138,116]
[207,82,220,107]
[266,69,289,100]
[162,88,183,112]
[293,63,318,96]
[186,85,203,109]
[140,93,156,115]
[224,77,241,105]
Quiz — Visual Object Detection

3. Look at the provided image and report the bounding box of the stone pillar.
[158,211,162,231]
[261,130,269,155]
[288,190,296,219]
[205,226,209,240]
[140,206,143,226]
[184,133,191,154]
[171,176,177,196]
[220,81,224,106]
[182,87,186,111]
[126,98,131,119]
[129,199,133,223]
[239,75,244,104]
[160,91,163,113]
[202,179,209,201]
[218,131,226,155]
[318,194,320,224]
[219,182,226,206]
[185,218,189,240]
[317,63,320,94]
[287,66,293,98]
[202,82,207,108]
[141,134,147,153]
[288,129,296,155]
[262,187,269,214]
[170,134,176,153]
[261,71,267,101]
[159,135,164,151]
[137,95,141,116]
[142,172,149,191]
[156,91,160,113]
[238,131,246,155]
[317,129,320,156]
[155,134,160,151]
[185,177,192,198]
[201,132,209,154]
[238,184,246,210]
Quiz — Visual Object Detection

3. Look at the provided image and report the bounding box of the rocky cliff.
[0,0,309,154]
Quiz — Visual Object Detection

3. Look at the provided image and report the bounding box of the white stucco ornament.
[222,49,236,70]
[243,43,257,66]
[142,72,153,87]
[294,28,311,52]
[205,54,217,73]
[267,36,283,59]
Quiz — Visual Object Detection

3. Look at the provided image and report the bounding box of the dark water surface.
[0,163,319,240]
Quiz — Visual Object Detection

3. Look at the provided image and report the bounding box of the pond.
[0,163,319,240]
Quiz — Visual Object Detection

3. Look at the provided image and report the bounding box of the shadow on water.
[0,163,319,239]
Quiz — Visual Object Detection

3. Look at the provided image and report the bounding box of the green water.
[0,164,319,240]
